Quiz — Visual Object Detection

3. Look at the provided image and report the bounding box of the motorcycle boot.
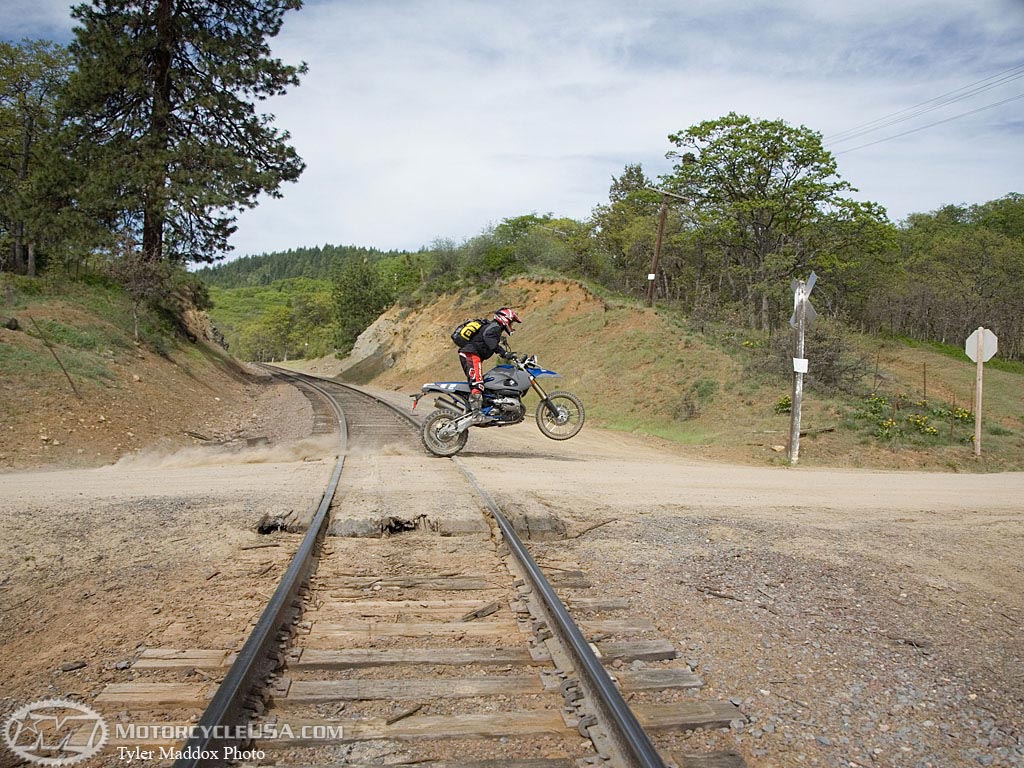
[468,392,486,423]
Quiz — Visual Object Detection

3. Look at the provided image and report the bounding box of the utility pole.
[644,188,687,308]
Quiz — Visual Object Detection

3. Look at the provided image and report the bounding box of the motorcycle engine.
[488,397,525,422]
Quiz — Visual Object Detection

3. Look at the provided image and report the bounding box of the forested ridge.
[1,19,1021,366]
[195,245,404,288]
[201,183,1024,363]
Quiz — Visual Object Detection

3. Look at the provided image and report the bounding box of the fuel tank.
[482,365,531,396]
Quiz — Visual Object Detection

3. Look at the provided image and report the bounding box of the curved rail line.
[176,367,669,768]
[175,370,348,768]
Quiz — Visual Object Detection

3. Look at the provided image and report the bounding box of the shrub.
[672,378,719,420]
[906,413,938,436]
[875,417,901,440]
[762,319,868,393]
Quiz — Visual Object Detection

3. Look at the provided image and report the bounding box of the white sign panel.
[965,328,998,363]
[793,358,808,373]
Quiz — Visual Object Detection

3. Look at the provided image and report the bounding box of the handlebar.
[506,352,538,368]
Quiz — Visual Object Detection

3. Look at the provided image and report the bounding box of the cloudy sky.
[7,0,1024,258]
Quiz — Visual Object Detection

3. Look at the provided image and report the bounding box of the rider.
[459,307,521,417]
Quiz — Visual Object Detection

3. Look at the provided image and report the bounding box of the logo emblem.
[3,699,108,765]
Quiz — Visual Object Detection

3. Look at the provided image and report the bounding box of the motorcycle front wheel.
[536,391,585,440]
[421,409,469,456]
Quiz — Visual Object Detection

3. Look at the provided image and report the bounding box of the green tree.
[865,198,1024,359]
[286,288,335,358]
[970,193,1024,240]
[591,164,665,296]
[517,216,601,279]
[664,113,891,328]
[331,258,393,353]
[608,162,656,204]
[0,40,73,275]
[238,303,292,361]
[60,0,306,265]
[460,213,554,279]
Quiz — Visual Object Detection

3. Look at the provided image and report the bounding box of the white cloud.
[8,0,1024,255]
[2,0,75,40]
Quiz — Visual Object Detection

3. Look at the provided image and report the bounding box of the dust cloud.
[112,435,339,469]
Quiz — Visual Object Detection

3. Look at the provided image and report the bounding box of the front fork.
[529,377,560,418]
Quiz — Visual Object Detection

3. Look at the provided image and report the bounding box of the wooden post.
[642,187,687,309]
[788,281,807,465]
[951,393,956,440]
[974,327,984,457]
[646,198,669,308]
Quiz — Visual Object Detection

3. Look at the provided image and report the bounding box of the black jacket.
[460,321,508,360]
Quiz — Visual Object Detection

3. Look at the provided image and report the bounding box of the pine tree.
[331,258,393,353]
[0,40,73,275]
[61,0,306,264]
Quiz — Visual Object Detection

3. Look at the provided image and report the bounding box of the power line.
[833,91,1024,155]
[829,70,1024,145]
[825,62,1024,145]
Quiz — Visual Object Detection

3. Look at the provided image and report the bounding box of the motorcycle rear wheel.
[421,409,469,456]
[536,391,585,440]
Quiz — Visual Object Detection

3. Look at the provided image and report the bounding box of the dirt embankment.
[287,277,1024,471]
[0,295,294,471]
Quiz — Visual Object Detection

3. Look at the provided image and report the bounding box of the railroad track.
[93,368,746,768]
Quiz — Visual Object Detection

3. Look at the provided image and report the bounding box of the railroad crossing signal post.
[965,326,998,457]
[788,273,818,466]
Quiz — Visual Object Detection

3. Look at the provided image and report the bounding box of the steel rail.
[179,368,666,767]
[306,374,667,768]
[174,371,347,768]
[453,458,668,768]
[286,371,423,431]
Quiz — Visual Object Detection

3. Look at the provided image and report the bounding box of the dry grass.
[344,278,1024,472]
[0,283,267,470]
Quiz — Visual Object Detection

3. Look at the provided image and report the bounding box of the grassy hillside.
[206,277,335,360]
[302,277,1023,472]
[5,271,1019,472]
[0,275,256,470]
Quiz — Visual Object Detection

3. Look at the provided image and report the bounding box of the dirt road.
[2,382,1022,767]
[451,413,1024,768]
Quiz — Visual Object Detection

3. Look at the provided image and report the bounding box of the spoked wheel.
[421,409,469,456]
[535,391,585,440]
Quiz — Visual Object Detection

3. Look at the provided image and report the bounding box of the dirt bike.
[412,353,585,456]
